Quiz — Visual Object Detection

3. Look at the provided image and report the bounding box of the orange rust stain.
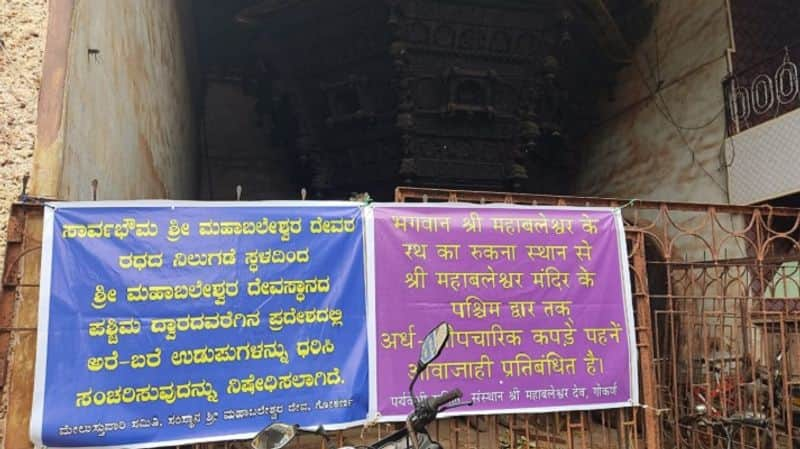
[138,131,167,198]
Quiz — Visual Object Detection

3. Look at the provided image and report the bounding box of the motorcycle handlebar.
[430,389,462,410]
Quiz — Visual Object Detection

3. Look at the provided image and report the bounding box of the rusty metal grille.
[8,189,800,449]
[391,187,800,449]
[187,187,800,449]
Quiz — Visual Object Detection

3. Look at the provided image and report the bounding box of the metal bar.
[206,189,800,449]
[646,254,800,266]
[630,232,661,449]
[0,205,25,393]
[394,187,800,217]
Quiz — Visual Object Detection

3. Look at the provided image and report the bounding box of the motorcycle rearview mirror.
[251,423,296,449]
[419,322,450,368]
[410,322,450,402]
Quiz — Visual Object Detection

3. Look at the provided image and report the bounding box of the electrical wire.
[655,94,726,131]
[630,57,730,194]
[721,117,736,169]
[642,2,727,132]
[594,0,731,194]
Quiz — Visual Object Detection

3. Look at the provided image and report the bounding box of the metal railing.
[390,187,800,449]
[10,192,800,449]
[187,185,800,449]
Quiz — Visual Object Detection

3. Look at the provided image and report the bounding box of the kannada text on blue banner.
[36,204,368,447]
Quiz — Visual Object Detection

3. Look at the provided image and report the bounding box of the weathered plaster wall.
[577,0,732,205]
[0,0,48,264]
[30,0,198,201]
[575,0,751,367]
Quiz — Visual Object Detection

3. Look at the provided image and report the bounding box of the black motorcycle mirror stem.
[404,362,428,449]
[406,322,451,449]
[410,322,450,401]
[409,361,423,408]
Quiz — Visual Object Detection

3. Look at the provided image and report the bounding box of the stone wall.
[0,2,48,446]
[0,0,47,262]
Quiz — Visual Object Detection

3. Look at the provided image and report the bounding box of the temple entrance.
[191,0,655,201]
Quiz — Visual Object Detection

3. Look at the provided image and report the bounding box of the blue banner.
[31,202,368,448]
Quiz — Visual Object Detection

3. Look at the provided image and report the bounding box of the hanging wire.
[628,46,730,194]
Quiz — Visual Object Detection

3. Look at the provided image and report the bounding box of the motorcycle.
[758,350,800,448]
[251,322,468,449]
[678,350,800,449]
[677,355,773,449]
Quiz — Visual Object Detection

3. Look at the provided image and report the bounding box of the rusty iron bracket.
[2,245,41,287]
[5,216,23,244]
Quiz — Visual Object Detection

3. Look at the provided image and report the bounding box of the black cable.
[638,0,726,132]
[591,0,730,194]
[631,57,729,193]
[655,93,726,131]
[722,121,736,169]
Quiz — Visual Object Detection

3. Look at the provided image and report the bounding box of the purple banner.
[367,204,637,419]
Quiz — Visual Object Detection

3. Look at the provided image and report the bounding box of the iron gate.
[4,189,800,449]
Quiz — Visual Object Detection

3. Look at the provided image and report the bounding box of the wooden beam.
[631,232,662,449]
[3,206,43,449]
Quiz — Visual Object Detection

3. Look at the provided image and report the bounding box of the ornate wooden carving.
[234,0,651,198]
